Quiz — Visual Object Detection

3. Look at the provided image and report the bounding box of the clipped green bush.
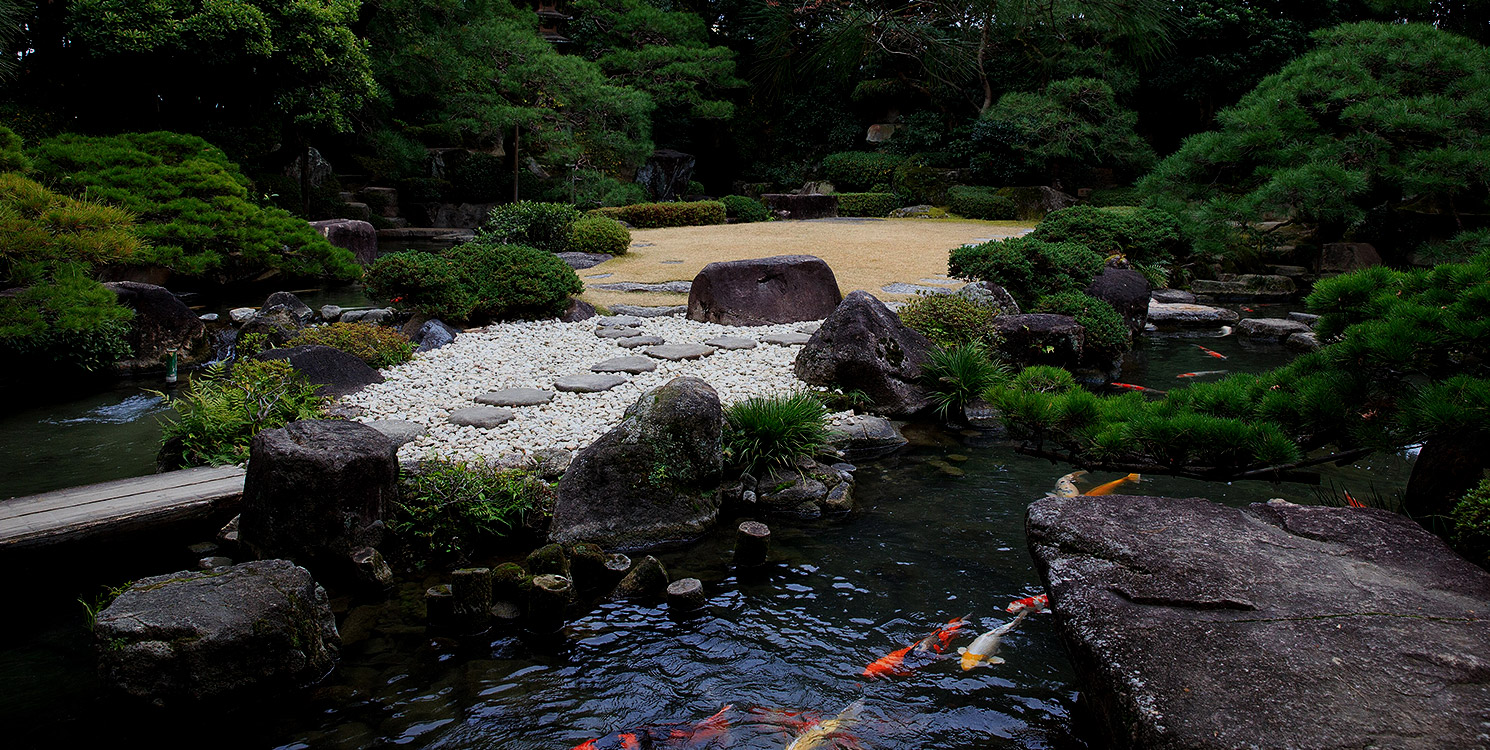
[482,201,583,253]
[31,131,359,283]
[899,291,1006,350]
[1451,478,1490,568]
[393,460,553,559]
[366,241,582,322]
[598,200,727,229]
[922,344,1008,421]
[837,192,900,218]
[567,215,631,255]
[949,237,1104,306]
[822,152,906,191]
[1031,205,1187,264]
[1086,187,1142,207]
[288,323,415,368]
[724,392,830,474]
[156,359,326,469]
[721,194,771,223]
[1031,291,1131,354]
[0,125,31,172]
[892,162,956,205]
[947,185,1016,220]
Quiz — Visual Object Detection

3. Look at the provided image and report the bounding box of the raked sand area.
[579,217,1034,309]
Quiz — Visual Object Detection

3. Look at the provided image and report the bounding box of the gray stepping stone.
[617,335,665,349]
[918,278,960,286]
[596,315,643,327]
[762,332,812,346]
[596,327,643,339]
[555,373,628,392]
[610,304,687,318]
[660,260,683,264]
[591,356,657,374]
[476,388,555,407]
[448,406,514,428]
[585,272,613,279]
[365,419,426,447]
[592,281,693,293]
[645,343,716,361]
[797,322,822,334]
[882,282,953,295]
[704,336,757,350]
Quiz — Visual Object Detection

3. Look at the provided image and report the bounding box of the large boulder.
[238,306,304,347]
[103,281,211,373]
[687,255,842,326]
[94,559,339,705]
[1027,494,1490,750]
[794,290,934,418]
[1319,242,1382,273]
[1084,268,1150,336]
[825,414,908,461]
[956,281,1020,314]
[1146,301,1241,329]
[262,291,313,323]
[992,313,1085,369]
[635,149,695,202]
[1236,317,1313,342]
[255,345,384,397]
[761,194,839,220]
[239,420,399,578]
[994,186,1079,220]
[1190,274,1296,301]
[411,319,460,353]
[549,377,725,550]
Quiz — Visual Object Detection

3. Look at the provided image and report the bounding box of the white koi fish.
[957,611,1028,671]
[1052,470,1088,498]
[786,699,865,750]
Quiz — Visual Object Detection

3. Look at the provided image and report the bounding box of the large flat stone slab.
[616,335,665,349]
[448,406,514,428]
[1191,274,1296,301]
[596,315,643,328]
[475,388,555,406]
[645,343,715,361]
[555,373,628,392]
[1027,494,1490,750]
[595,327,643,339]
[704,336,757,350]
[591,356,657,374]
[1236,317,1313,341]
[364,419,426,447]
[1146,301,1241,328]
[761,332,812,346]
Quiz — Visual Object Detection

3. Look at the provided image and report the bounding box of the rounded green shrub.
[949,237,1104,306]
[1031,205,1187,264]
[604,200,727,229]
[366,241,582,322]
[567,215,631,255]
[482,201,583,253]
[822,152,906,191]
[947,185,1016,220]
[1031,291,1131,353]
[1452,478,1490,568]
[0,125,31,172]
[837,192,900,218]
[899,291,1005,350]
[721,194,771,223]
[289,322,415,368]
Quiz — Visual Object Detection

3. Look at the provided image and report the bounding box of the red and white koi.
[786,700,865,750]
[570,705,732,750]
[1052,470,1089,498]
[915,613,972,655]
[1176,370,1228,379]
[1194,344,1228,359]
[1006,593,1049,615]
[1112,382,1167,394]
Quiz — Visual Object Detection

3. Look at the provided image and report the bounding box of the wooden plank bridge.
[0,465,245,550]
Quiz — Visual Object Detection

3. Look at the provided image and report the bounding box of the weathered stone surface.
[339,308,393,325]
[255,345,384,397]
[240,420,398,576]
[761,332,811,346]
[476,387,554,406]
[609,555,669,601]
[645,343,715,361]
[610,304,687,318]
[992,314,1085,369]
[319,305,343,322]
[412,319,459,353]
[555,373,628,392]
[550,377,724,550]
[596,327,643,339]
[95,559,339,704]
[1146,301,1241,328]
[239,306,304,347]
[557,252,613,271]
[1084,268,1151,335]
[229,307,256,325]
[761,194,839,220]
[1286,331,1322,351]
[617,335,665,349]
[704,336,756,350]
[687,255,843,326]
[561,298,597,322]
[263,292,314,323]
[795,290,934,418]
[1237,317,1313,341]
[1287,311,1320,327]
[1191,274,1296,300]
[104,281,210,373]
[597,315,644,328]
[994,186,1078,220]
[591,356,657,374]
[1027,494,1490,750]
[826,414,908,461]
[1150,288,1196,305]
[1320,242,1382,273]
[956,281,1020,314]
[448,406,514,428]
[636,149,695,202]
[364,419,426,447]
[310,219,378,265]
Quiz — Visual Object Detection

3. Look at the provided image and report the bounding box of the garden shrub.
[947,186,1016,220]
[156,359,326,469]
[447,152,506,202]
[0,125,31,172]
[892,162,956,205]
[948,237,1104,306]
[724,392,830,474]
[366,241,582,322]
[837,192,900,218]
[598,180,650,207]
[481,201,583,253]
[31,131,359,283]
[600,200,727,229]
[1031,205,1187,264]
[899,291,1006,350]
[1031,291,1131,353]
[567,215,631,255]
[393,460,553,559]
[721,194,771,223]
[822,152,906,191]
[288,323,415,368]
[1086,187,1142,207]
[922,344,1008,421]
[397,176,449,204]
[1451,478,1490,568]
[686,180,706,195]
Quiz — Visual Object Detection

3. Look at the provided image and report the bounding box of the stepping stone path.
[592,281,693,293]
[597,315,643,327]
[555,373,628,392]
[365,419,426,447]
[645,343,716,361]
[704,336,757,350]
[596,327,643,339]
[449,406,515,428]
[610,304,687,318]
[591,356,657,374]
[762,332,812,346]
[617,335,665,349]
[476,388,555,406]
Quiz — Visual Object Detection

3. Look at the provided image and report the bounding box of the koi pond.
[0,310,1416,748]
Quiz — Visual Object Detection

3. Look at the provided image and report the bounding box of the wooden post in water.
[667,578,706,611]
[734,521,771,567]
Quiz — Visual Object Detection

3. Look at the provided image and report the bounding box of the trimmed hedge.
[568,215,631,255]
[365,241,582,323]
[822,152,906,191]
[721,194,771,223]
[947,186,1017,220]
[482,201,583,253]
[948,237,1104,306]
[837,193,900,218]
[1030,205,1187,264]
[1030,291,1131,353]
[591,200,726,228]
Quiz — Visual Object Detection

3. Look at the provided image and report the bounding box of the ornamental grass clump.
[724,392,830,474]
[288,322,414,368]
[921,344,1009,422]
[155,359,326,469]
[393,460,553,560]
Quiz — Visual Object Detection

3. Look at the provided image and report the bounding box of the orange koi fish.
[915,614,972,655]
[1344,490,1366,509]
[1006,593,1049,615]
[1112,382,1166,394]
[570,705,732,749]
[1176,370,1228,379]
[1083,473,1141,496]
[1194,345,1228,359]
[862,644,915,679]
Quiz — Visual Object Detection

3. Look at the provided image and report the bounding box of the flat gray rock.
[1147,301,1241,328]
[644,343,715,361]
[591,356,657,374]
[596,315,643,328]
[448,406,514,428]
[761,332,812,346]
[555,373,628,392]
[364,419,426,447]
[826,414,908,461]
[596,327,643,339]
[881,282,953,295]
[1150,288,1196,304]
[704,336,757,350]
[592,281,693,294]
[617,335,665,349]
[1288,311,1321,327]
[1237,317,1313,341]
[1286,331,1322,351]
[610,304,687,318]
[476,388,555,407]
[556,251,613,270]
[797,321,822,334]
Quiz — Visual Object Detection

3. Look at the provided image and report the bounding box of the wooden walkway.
[0,466,246,550]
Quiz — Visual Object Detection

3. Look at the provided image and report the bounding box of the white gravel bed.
[342,315,833,464]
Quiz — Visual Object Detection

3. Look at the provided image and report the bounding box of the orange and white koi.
[570,705,732,750]
[1084,473,1141,497]
[915,613,972,654]
[1194,345,1228,359]
[1006,593,1048,615]
[862,644,914,679]
[957,611,1028,670]
[1112,382,1166,394]
[1176,370,1228,379]
[786,700,865,750]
